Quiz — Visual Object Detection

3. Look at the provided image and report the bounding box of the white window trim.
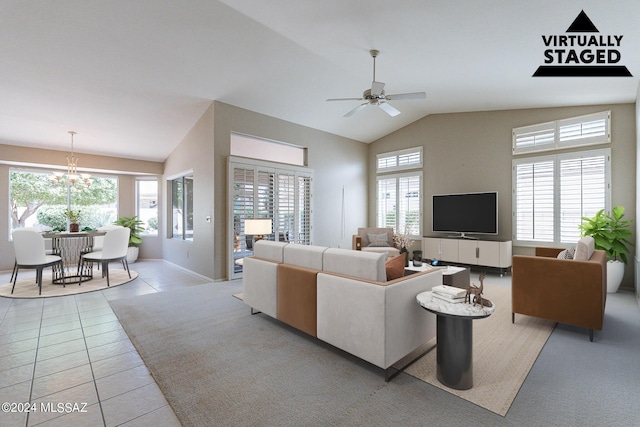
[513,111,610,155]
[512,148,611,247]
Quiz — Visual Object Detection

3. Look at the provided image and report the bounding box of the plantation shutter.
[514,160,554,242]
[559,153,607,243]
[398,175,421,236]
[558,111,610,147]
[277,172,295,243]
[296,174,312,244]
[377,177,397,229]
[512,122,556,154]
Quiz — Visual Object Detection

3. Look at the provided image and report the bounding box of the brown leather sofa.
[511,247,607,342]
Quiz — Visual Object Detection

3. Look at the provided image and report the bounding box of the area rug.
[0,270,137,298]
[404,283,555,416]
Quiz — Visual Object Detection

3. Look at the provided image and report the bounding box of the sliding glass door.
[229,158,312,279]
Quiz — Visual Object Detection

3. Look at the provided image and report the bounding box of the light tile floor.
[0,260,214,427]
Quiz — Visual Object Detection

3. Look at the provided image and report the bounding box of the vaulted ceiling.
[1,1,638,162]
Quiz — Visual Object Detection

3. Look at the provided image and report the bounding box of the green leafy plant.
[579,206,633,264]
[64,209,82,224]
[114,216,145,247]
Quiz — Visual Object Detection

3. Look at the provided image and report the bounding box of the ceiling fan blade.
[344,103,369,117]
[327,97,364,102]
[385,92,426,101]
[371,81,385,96]
[378,102,401,117]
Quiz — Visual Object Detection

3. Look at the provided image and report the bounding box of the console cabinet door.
[477,241,501,267]
[440,239,459,262]
[423,238,441,260]
[458,240,478,265]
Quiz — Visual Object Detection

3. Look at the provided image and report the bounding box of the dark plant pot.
[69,223,79,232]
[400,247,409,267]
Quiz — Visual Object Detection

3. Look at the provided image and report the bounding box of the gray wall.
[370,103,636,290]
[212,102,368,280]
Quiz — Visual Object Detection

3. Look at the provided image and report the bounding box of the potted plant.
[114,216,145,263]
[579,206,633,293]
[64,209,82,232]
[393,227,414,267]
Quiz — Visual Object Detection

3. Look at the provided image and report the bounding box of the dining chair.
[78,225,124,272]
[12,228,65,295]
[78,227,131,287]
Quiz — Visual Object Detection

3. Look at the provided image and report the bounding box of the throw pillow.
[385,253,406,281]
[574,236,595,261]
[368,233,390,247]
[557,246,576,260]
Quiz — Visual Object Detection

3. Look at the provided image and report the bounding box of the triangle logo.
[566,10,599,33]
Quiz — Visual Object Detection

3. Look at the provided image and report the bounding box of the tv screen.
[432,192,498,235]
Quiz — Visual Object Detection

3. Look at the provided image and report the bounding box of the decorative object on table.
[431,284,466,303]
[244,218,272,242]
[393,227,414,267]
[465,272,492,307]
[114,216,145,263]
[64,208,82,232]
[412,250,422,266]
[50,131,92,187]
[579,206,633,293]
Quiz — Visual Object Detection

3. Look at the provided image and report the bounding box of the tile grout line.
[75,292,108,427]
[24,299,45,427]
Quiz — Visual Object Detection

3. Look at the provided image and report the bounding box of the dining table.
[41,230,107,284]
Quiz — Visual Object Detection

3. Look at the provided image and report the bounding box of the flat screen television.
[432,191,498,237]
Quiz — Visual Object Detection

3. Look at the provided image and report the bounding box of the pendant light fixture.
[51,131,91,186]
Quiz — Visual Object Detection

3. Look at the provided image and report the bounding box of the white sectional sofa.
[242,240,441,380]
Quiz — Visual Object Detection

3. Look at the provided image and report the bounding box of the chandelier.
[51,131,91,186]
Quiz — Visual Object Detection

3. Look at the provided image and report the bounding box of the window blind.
[377,147,422,172]
[513,111,610,154]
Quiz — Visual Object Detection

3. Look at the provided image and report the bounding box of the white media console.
[422,236,512,275]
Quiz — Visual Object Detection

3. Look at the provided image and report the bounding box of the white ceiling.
[1,1,638,162]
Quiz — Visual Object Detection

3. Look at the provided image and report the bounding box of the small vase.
[70,223,79,232]
[400,247,409,267]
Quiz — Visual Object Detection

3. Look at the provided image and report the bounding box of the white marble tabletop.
[416,291,496,318]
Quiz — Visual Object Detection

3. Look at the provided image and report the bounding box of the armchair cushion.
[368,233,391,247]
[557,246,576,259]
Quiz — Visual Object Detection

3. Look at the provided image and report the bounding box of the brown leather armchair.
[511,247,607,342]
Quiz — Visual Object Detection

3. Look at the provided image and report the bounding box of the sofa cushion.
[253,240,288,262]
[557,246,576,260]
[323,248,387,282]
[385,253,406,280]
[574,236,595,261]
[277,264,318,337]
[283,244,327,270]
[368,233,390,247]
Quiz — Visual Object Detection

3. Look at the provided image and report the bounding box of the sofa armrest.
[316,268,441,369]
[242,257,279,318]
[512,250,606,330]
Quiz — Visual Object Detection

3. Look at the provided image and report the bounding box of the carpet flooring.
[0,269,137,298]
[110,278,640,426]
[405,283,555,415]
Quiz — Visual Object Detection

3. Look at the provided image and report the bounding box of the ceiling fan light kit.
[327,49,426,118]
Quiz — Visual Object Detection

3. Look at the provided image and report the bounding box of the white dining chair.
[12,228,65,295]
[78,225,124,272]
[78,227,131,287]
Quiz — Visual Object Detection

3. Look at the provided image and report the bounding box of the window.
[231,133,306,166]
[376,148,422,237]
[377,147,422,173]
[9,168,118,233]
[513,111,610,154]
[513,149,610,246]
[136,178,158,235]
[170,174,193,241]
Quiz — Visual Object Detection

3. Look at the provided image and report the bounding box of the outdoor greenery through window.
[9,168,118,233]
[136,178,158,235]
[170,174,193,240]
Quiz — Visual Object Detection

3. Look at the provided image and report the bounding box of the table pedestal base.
[436,315,473,390]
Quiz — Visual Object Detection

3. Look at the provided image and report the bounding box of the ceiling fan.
[327,49,426,118]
